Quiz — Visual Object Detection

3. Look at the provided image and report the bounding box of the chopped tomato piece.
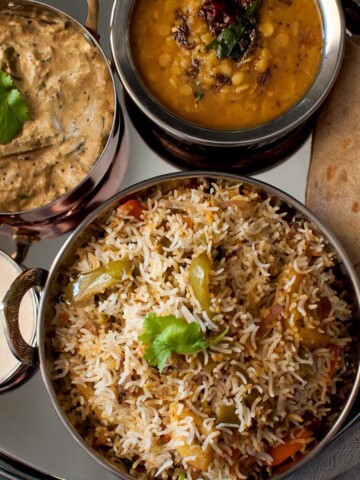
[119,199,144,219]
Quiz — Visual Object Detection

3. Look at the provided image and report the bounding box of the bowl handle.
[86,0,99,38]
[11,233,36,264]
[1,268,48,366]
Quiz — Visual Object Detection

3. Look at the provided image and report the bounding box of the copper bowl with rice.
[1,172,360,480]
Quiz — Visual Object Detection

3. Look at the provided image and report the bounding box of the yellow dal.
[130,0,323,130]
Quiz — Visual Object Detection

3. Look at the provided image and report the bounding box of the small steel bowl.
[110,0,345,172]
[1,171,360,480]
[0,0,128,254]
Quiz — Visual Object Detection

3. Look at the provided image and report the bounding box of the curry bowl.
[1,172,360,480]
[110,0,345,171]
[0,0,128,251]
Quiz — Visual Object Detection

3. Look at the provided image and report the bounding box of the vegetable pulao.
[51,179,353,479]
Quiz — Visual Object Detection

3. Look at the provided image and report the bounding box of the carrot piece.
[273,455,303,474]
[329,344,340,379]
[267,428,313,466]
[119,199,143,219]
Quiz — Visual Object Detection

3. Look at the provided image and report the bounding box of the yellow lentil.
[236,85,250,94]
[158,53,172,68]
[275,32,290,47]
[157,25,171,36]
[260,21,275,37]
[232,71,245,86]
[179,84,193,96]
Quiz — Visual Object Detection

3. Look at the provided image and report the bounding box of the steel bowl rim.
[110,0,345,146]
[36,171,360,480]
[0,0,120,219]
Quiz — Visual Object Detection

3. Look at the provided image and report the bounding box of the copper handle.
[86,0,99,38]
[11,233,38,264]
[1,268,48,366]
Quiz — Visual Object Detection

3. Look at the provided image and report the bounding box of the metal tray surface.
[0,0,355,479]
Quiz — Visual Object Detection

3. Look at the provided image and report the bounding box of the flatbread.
[306,36,360,267]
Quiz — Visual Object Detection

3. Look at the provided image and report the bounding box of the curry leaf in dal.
[205,0,261,62]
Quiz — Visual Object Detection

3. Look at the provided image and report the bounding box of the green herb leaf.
[194,89,205,107]
[205,0,261,62]
[205,326,229,347]
[205,21,248,61]
[0,70,30,145]
[245,0,261,18]
[139,314,205,372]
[139,313,228,373]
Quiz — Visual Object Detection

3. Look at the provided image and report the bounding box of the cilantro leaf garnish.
[0,71,30,145]
[139,312,228,373]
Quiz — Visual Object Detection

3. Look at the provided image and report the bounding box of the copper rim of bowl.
[38,171,360,480]
[110,0,345,147]
[0,0,120,222]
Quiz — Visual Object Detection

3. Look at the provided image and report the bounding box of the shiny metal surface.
[0,0,358,478]
[122,92,315,173]
[110,0,345,147]
[0,0,125,235]
[1,143,359,479]
[0,450,62,480]
[6,172,355,480]
[2,268,47,366]
[0,251,39,393]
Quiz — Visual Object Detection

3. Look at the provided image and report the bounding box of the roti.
[306,36,360,267]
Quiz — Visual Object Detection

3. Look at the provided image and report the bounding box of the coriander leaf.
[205,326,229,347]
[139,313,184,344]
[143,340,172,373]
[156,320,205,355]
[149,338,173,373]
[8,89,29,122]
[139,313,228,373]
[0,71,12,92]
[0,70,30,145]
[140,314,205,372]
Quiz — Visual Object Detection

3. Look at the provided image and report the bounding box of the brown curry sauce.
[0,10,114,212]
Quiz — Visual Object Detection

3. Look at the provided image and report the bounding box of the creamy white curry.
[0,9,114,212]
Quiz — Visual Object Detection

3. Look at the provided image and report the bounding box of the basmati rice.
[50,179,353,479]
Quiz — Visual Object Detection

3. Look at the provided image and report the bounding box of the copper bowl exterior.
[0,0,128,243]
